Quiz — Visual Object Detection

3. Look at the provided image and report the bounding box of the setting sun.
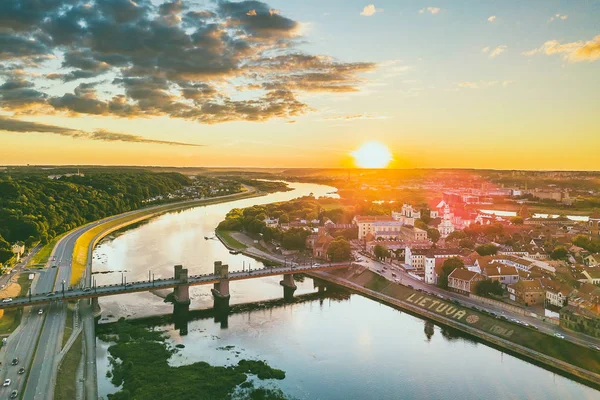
[351,141,393,168]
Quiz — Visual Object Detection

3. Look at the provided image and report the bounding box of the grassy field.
[27,231,71,268]
[216,230,248,250]
[54,332,82,400]
[0,273,35,335]
[62,307,74,349]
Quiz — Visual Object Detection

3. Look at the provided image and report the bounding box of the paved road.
[353,252,600,349]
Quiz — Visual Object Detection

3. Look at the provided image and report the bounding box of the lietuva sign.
[406,293,469,322]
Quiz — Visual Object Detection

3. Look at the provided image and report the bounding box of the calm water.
[94,182,599,399]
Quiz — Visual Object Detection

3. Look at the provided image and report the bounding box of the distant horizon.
[2,164,599,173]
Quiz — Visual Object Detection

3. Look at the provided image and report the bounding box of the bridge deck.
[0,263,349,309]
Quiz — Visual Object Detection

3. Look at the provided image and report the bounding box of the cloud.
[482,45,507,58]
[0,116,202,146]
[0,0,377,124]
[548,14,568,23]
[488,16,496,22]
[419,7,441,15]
[360,5,383,16]
[523,35,600,62]
[458,81,506,89]
[323,114,389,121]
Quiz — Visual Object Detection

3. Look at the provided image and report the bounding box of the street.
[353,251,600,349]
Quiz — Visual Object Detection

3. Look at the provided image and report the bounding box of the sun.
[351,141,393,168]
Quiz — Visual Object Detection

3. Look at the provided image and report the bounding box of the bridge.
[0,261,350,311]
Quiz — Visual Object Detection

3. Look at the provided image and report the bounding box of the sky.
[0,0,599,170]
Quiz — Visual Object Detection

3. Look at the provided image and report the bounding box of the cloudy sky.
[1,0,599,169]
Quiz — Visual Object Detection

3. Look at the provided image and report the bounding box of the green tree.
[550,245,569,260]
[446,230,467,241]
[419,209,431,224]
[475,279,504,297]
[476,243,498,256]
[510,216,524,225]
[438,257,464,289]
[427,228,441,243]
[415,220,428,230]
[373,244,390,260]
[327,237,351,261]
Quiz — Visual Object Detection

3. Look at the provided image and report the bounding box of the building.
[11,242,25,261]
[481,264,519,286]
[264,217,279,228]
[491,255,555,274]
[313,234,334,259]
[507,280,545,306]
[421,249,461,280]
[448,269,484,295]
[437,205,455,238]
[560,306,600,338]
[584,253,600,267]
[589,210,600,236]
[399,225,427,241]
[544,280,572,308]
[579,268,600,285]
[353,216,403,241]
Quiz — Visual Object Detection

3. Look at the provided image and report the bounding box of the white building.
[437,205,455,238]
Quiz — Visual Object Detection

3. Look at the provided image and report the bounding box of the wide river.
[93,182,599,399]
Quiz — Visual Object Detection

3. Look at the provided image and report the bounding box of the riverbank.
[71,188,265,286]
[309,266,600,389]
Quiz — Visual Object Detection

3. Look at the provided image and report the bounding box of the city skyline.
[1,0,599,170]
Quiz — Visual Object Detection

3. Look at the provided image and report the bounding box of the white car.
[313,263,321,267]
[3,379,11,387]
[554,333,565,339]
[2,298,13,303]
[38,309,43,315]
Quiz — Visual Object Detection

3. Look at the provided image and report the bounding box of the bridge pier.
[280,273,297,301]
[313,277,329,293]
[91,297,101,316]
[173,265,191,305]
[173,302,190,336]
[211,261,230,312]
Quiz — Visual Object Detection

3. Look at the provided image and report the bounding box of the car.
[10,390,18,399]
[52,265,57,268]
[17,368,25,375]
[313,263,321,267]
[407,285,414,289]
[83,287,92,292]
[3,379,10,387]
[530,325,538,330]
[38,309,43,315]
[2,298,13,303]
[590,345,600,351]
[11,358,19,365]
[554,333,565,339]
[47,292,55,297]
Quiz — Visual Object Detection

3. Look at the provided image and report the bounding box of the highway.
[0,263,350,310]
[353,252,600,349]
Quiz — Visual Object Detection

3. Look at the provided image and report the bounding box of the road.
[353,251,600,349]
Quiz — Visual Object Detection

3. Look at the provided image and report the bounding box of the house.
[11,242,25,261]
[264,217,279,228]
[491,255,555,274]
[448,269,484,295]
[409,247,460,273]
[313,234,334,259]
[579,268,600,285]
[507,280,545,306]
[560,306,600,338]
[584,253,600,267]
[543,280,573,308]
[482,264,520,286]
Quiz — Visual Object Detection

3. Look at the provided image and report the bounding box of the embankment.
[309,266,600,389]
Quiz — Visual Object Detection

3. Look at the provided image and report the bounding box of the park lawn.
[54,332,82,400]
[217,230,248,250]
[62,307,74,349]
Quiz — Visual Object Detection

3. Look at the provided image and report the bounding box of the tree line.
[0,171,191,263]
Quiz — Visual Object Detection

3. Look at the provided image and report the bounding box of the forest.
[0,170,191,263]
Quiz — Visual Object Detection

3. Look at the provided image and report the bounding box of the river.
[93,181,599,399]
